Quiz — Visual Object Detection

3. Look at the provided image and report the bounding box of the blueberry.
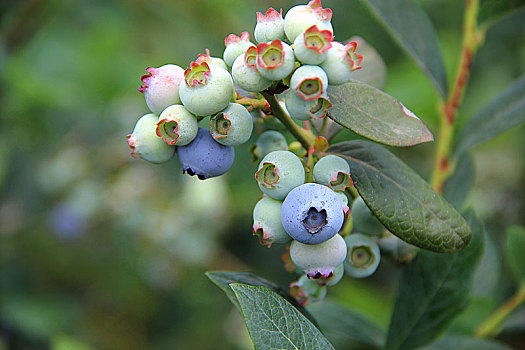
[313,155,352,192]
[351,197,385,236]
[255,150,305,200]
[290,274,327,306]
[344,233,381,278]
[252,195,291,247]
[177,128,234,179]
[290,234,347,280]
[281,183,344,244]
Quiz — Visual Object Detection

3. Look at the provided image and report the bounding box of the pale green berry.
[255,40,295,81]
[320,41,363,85]
[252,195,291,247]
[293,25,333,65]
[283,0,333,43]
[290,274,327,306]
[179,61,234,116]
[313,155,352,192]
[351,197,385,236]
[231,47,272,92]
[210,103,253,146]
[344,233,381,278]
[254,8,286,44]
[290,234,347,280]
[285,89,332,121]
[127,113,175,163]
[223,32,255,67]
[290,65,328,101]
[335,192,350,218]
[255,150,305,200]
[249,130,288,162]
[156,105,199,146]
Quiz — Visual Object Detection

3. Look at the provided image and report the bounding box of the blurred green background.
[1,0,524,349]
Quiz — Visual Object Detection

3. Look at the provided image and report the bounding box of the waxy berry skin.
[156,104,199,146]
[285,89,332,121]
[255,40,296,81]
[210,103,253,146]
[344,233,381,278]
[231,49,272,93]
[352,197,385,236]
[254,8,286,44]
[313,155,352,192]
[223,32,255,67]
[320,41,363,85]
[283,0,333,43]
[293,24,333,65]
[252,196,291,247]
[290,65,329,101]
[179,62,234,117]
[281,183,344,245]
[138,64,185,115]
[249,130,288,162]
[290,233,347,280]
[127,113,175,164]
[177,128,234,180]
[255,150,305,200]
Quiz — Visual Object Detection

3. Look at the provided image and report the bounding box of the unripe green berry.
[210,103,253,146]
[313,155,352,192]
[179,62,234,117]
[249,130,288,162]
[223,32,255,67]
[290,65,328,101]
[320,41,363,85]
[156,105,199,146]
[290,234,347,280]
[254,8,286,44]
[283,0,333,43]
[195,49,229,71]
[255,150,305,200]
[127,113,175,163]
[290,274,327,306]
[351,197,385,236]
[231,47,272,92]
[253,196,291,247]
[344,233,381,278]
[285,89,332,121]
[335,192,350,218]
[293,25,333,65]
[255,40,295,81]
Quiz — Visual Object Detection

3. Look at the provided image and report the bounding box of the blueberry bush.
[1,0,524,349]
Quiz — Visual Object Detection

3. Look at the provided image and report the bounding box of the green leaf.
[478,0,525,26]
[443,153,475,210]
[347,36,387,90]
[308,301,385,350]
[359,0,448,97]
[205,271,318,326]
[505,226,525,282]
[454,75,525,157]
[230,283,335,350]
[327,81,433,146]
[385,210,484,350]
[328,141,471,252]
[423,335,512,350]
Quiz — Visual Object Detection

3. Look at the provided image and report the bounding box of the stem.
[431,0,485,193]
[260,91,314,149]
[475,283,525,338]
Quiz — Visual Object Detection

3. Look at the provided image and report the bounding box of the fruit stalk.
[431,0,484,193]
[260,90,315,149]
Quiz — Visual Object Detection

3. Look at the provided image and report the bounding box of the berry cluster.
[126,0,402,306]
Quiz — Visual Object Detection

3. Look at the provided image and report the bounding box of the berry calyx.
[344,233,381,278]
[223,32,255,67]
[210,103,253,146]
[293,25,333,65]
[254,8,286,44]
[256,40,295,81]
[290,65,328,101]
[156,105,199,146]
[313,155,352,192]
[255,150,305,200]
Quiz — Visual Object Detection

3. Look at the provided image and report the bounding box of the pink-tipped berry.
[293,25,333,65]
[254,8,286,44]
[138,64,184,115]
[127,114,175,164]
[321,41,363,85]
[223,32,255,67]
[255,40,295,81]
[283,0,333,43]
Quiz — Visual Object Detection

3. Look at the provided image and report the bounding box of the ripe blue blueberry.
[255,150,305,200]
[344,233,381,278]
[281,183,344,245]
[177,127,234,180]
